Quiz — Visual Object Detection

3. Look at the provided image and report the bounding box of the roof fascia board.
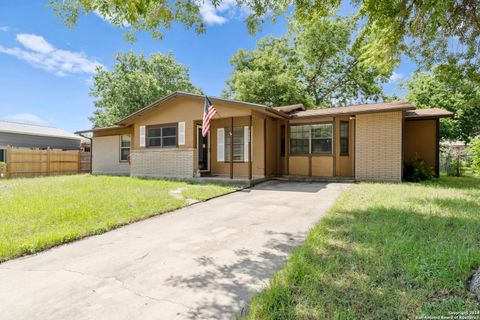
[290,106,416,119]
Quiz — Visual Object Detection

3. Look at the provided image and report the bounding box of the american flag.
[202,96,217,137]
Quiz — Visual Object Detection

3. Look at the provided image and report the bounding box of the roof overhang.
[404,108,454,120]
[290,102,416,119]
[75,125,130,134]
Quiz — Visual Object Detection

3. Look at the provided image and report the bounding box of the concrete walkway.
[0,181,349,320]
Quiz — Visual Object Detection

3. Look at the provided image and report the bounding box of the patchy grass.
[248,177,480,319]
[0,175,239,262]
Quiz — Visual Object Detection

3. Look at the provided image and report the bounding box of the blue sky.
[0,1,416,133]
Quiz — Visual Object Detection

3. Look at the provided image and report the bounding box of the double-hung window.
[311,124,333,154]
[290,125,310,154]
[147,125,177,148]
[120,135,131,161]
[289,123,333,155]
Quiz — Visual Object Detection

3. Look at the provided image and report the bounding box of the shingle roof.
[290,100,415,118]
[0,121,82,140]
[273,104,306,113]
[117,91,287,125]
[404,108,454,119]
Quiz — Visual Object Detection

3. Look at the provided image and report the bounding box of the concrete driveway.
[0,181,349,320]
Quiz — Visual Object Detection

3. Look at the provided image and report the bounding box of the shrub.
[404,158,435,182]
[468,136,480,175]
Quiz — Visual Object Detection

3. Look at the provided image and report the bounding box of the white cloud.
[3,113,52,126]
[389,71,404,83]
[0,26,9,32]
[16,34,54,53]
[0,33,103,77]
[95,11,131,27]
[198,0,249,25]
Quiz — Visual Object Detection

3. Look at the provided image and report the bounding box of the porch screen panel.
[224,127,245,161]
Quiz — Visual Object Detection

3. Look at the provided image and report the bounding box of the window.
[0,149,5,162]
[120,135,131,161]
[290,125,310,154]
[311,124,333,154]
[340,121,349,155]
[147,125,177,148]
[225,127,246,161]
[289,123,333,155]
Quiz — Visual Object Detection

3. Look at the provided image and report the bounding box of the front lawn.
[248,177,480,319]
[0,174,239,262]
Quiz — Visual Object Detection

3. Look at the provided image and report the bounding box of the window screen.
[290,125,310,154]
[311,124,333,154]
[340,122,349,155]
[147,126,177,148]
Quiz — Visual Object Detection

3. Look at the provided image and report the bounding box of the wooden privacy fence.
[2,147,91,179]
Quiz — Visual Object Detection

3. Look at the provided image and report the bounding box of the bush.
[404,158,435,182]
[468,136,480,175]
[447,158,466,176]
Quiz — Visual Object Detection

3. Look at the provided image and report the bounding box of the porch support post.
[435,118,440,177]
[263,117,266,178]
[230,117,234,179]
[249,115,253,181]
[285,120,289,176]
[333,117,336,177]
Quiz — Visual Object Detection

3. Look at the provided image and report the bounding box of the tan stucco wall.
[404,119,437,170]
[92,135,130,175]
[355,111,403,181]
[131,96,256,150]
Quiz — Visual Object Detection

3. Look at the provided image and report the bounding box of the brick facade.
[130,148,194,179]
[355,111,402,182]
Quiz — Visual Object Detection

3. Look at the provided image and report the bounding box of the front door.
[197,126,210,171]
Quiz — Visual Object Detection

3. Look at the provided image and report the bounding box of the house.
[0,121,83,162]
[76,91,453,182]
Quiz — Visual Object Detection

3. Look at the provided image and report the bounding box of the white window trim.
[178,122,185,145]
[217,128,225,162]
[139,126,146,147]
[119,134,131,162]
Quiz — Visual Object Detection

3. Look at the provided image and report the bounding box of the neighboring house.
[77,92,453,182]
[0,121,82,162]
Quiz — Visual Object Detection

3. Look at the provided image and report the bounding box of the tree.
[406,63,480,142]
[223,16,388,107]
[90,52,201,127]
[50,0,480,73]
[468,136,480,175]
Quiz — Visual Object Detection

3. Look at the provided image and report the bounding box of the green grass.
[0,174,238,262]
[248,177,480,319]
